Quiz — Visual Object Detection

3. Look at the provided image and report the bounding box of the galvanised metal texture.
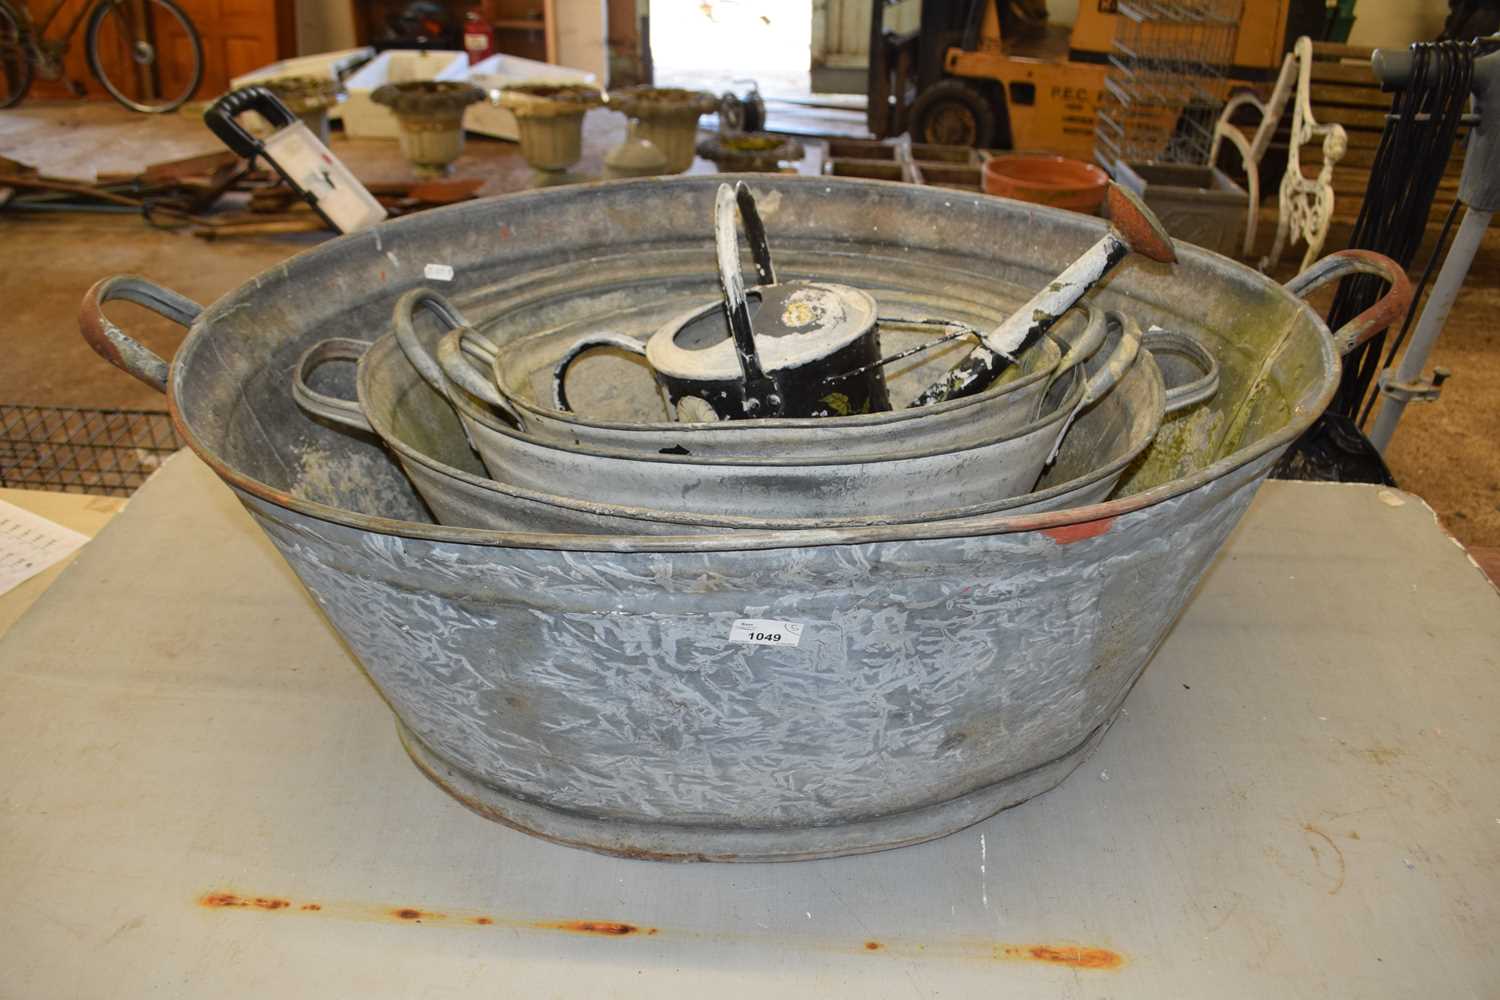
[76,177,1408,860]
[238,451,1271,861]
[291,321,1165,534]
[416,292,1093,457]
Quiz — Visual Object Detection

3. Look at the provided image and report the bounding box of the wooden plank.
[1311,82,1395,109]
[1311,40,1375,60]
[1310,60,1379,85]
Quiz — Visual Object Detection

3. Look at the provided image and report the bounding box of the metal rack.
[1096,0,1243,167]
[0,404,182,496]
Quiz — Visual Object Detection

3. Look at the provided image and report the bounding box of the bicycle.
[0,0,203,112]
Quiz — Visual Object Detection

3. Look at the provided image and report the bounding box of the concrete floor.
[2,101,1497,556]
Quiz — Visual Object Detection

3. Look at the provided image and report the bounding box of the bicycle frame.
[22,0,99,45]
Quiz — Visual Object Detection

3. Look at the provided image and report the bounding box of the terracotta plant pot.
[497,83,605,175]
[695,132,805,173]
[606,86,717,173]
[262,75,341,145]
[372,81,486,178]
[982,155,1109,214]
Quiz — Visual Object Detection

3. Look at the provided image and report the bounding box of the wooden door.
[23,0,293,102]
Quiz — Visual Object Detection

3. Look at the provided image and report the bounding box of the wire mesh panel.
[0,405,183,497]
[1096,0,1243,167]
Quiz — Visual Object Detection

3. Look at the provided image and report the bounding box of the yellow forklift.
[867,0,1297,159]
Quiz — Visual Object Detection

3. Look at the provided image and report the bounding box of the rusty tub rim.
[90,175,1388,554]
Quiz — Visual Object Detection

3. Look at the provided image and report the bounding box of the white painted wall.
[1346,0,1447,47]
[556,0,610,80]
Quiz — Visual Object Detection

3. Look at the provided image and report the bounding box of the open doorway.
[648,0,814,99]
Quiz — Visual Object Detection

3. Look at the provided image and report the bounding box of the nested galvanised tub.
[80,176,1406,862]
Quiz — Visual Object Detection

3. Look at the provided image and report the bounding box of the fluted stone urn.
[372,80,486,178]
[262,75,341,144]
[606,86,717,173]
[497,83,605,180]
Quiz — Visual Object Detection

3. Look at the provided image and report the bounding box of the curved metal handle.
[393,287,524,427]
[714,181,780,414]
[735,181,775,285]
[551,332,664,415]
[1081,311,1142,407]
[291,338,374,433]
[436,329,504,408]
[79,275,204,394]
[393,288,480,396]
[1050,305,1108,381]
[1143,328,1220,414]
[1283,249,1413,355]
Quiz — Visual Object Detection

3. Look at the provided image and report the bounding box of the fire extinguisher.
[463,4,495,64]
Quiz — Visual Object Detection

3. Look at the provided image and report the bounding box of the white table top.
[1,453,1496,998]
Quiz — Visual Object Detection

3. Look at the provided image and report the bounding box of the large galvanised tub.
[80,176,1406,862]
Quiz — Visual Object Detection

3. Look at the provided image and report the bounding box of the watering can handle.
[291,338,375,434]
[78,275,204,394]
[1283,250,1412,355]
[550,332,672,418]
[715,182,782,414]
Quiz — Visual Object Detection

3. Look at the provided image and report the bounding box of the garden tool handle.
[291,338,374,433]
[79,275,204,394]
[550,332,670,418]
[1283,250,1413,355]
[204,86,297,159]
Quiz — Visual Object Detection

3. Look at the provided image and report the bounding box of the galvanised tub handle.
[393,287,526,429]
[1142,328,1221,414]
[435,329,527,428]
[1283,250,1413,355]
[1049,305,1109,387]
[1081,310,1142,408]
[79,275,204,394]
[291,338,375,434]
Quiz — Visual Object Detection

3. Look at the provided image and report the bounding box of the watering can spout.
[1106,183,1177,265]
[910,182,1175,407]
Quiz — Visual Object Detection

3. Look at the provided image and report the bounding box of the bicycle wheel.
[85,0,202,113]
[0,1,33,110]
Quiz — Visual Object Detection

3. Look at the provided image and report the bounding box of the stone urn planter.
[262,75,341,145]
[372,81,486,178]
[696,132,805,173]
[606,86,717,173]
[497,83,605,181]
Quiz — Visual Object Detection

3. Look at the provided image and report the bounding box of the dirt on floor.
[1,101,1496,553]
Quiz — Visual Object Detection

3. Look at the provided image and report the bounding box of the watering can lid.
[646,281,878,380]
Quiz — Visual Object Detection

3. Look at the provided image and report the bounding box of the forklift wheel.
[909,79,995,148]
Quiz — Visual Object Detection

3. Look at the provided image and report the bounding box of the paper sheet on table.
[0,498,91,597]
